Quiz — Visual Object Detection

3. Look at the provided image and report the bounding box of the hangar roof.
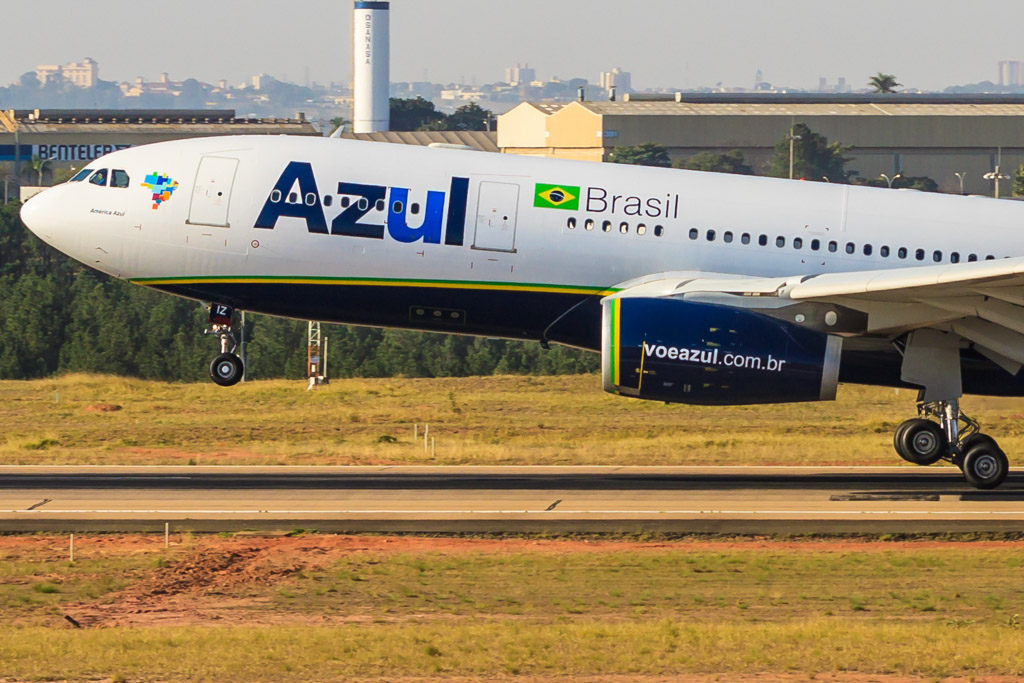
[338,130,499,152]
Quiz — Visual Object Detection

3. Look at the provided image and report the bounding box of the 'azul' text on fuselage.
[254,161,469,246]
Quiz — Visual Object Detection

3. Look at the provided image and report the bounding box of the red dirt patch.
[84,403,122,412]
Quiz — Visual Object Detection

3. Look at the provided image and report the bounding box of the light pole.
[983,167,1011,199]
[788,126,802,180]
[879,173,902,188]
[954,172,966,195]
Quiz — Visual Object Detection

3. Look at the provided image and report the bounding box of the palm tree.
[868,73,901,94]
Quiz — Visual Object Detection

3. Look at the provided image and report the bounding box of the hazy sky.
[2,1,1020,91]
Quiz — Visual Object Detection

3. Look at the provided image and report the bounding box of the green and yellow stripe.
[129,275,621,298]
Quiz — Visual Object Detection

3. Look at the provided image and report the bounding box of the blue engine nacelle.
[602,297,842,405]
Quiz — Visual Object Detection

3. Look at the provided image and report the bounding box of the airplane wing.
[609,256,1024,372]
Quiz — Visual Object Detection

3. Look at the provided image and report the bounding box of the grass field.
[2,534,1024,680]
[4,373,1024,467]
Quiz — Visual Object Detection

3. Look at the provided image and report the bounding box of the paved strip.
[0,466,1022,533]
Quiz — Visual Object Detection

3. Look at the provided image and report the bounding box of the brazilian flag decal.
[534,183,580,210]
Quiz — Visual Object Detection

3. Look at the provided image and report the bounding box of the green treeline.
[0,203,598,381]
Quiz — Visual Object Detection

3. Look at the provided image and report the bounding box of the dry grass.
[2,535,1024,679]
[3,373,1024,466]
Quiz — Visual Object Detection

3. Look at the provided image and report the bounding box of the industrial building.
[497,94,1024,195]
[0,108,320,183]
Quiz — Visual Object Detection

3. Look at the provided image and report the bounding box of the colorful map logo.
[141,173,179,210]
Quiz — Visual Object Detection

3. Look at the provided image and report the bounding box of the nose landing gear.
[204,303,244,387]
[893,398,1009,489]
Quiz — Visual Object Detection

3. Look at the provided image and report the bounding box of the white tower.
[353,1,390,133]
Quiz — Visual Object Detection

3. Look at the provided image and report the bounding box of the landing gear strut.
[204,303,244,387]
[894,329,1011,489]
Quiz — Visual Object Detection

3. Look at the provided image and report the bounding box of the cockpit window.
[111,169,130,188]
[88,169,108,186]
[69,168,92,183]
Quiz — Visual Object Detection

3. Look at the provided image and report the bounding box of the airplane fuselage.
[20,135,1024,393]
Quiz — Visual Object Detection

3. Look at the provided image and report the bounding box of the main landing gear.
[893,398,1008,489]
[894,328,1011,489]
[204,303,244,387]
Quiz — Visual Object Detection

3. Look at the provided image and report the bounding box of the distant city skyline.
[4,1,1024,92]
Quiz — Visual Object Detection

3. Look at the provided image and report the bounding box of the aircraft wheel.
[893,419,915,460]
[962,441,1009,490]
[897,418,947,466]
[210,352,244,387]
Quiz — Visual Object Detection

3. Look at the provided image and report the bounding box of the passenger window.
[111,170,130,188]
[811,239,820,251]
[723,231,733,243]
[585,219,594,231]
[288,192,297,203]
[620,222,629,234]
[706,229,715,241]
[915,249,925,261]
[88,169,108,186]
[968,253,977,262]
[898,247,907,259]
[637,224,647,235]
[392,201,403,213]
[340,196,350,208]
[776,236,785,248]
[863,244,872,256]
[951,252,960,263]
[845,242,855,254]
[689,228,698,240]
[323,195,333,207]
[828,241,837,253]
[270,189,282,203]
[69,168,92,182]
[933,250,942,262]
[305,193,317,206]
[986,255,995,260]
[375,199,385,211]
[357,197,369,211]
[741,233,751,244]
[793,237,803,249]
[880,245,889,257]
[411,202,420,215]
[654,225,664,237]
[758,234,768,246]
[602,221,612,232]
[567,217,576,229]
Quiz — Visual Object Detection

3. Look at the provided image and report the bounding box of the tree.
[608,143,672,167]
[869,73,901,94]
[389,97,444,131]
[440,102,491,131]
[674,150,753,175]
[329,117,350,135]
[1014,165,1024,198]
[767,123,855,183]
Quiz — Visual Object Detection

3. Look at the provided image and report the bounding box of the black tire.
[956,434,1000,471]
[893,419,915,461]
[209,352,244,387]
[897,419,947,466]
[962,442,1009,490]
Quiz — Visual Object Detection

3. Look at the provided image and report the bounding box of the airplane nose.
[19,189,57,241]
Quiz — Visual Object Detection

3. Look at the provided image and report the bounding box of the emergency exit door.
[472,181,520,252]
[187,156,239,227]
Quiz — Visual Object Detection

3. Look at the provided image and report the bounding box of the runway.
[2,465,1024,533]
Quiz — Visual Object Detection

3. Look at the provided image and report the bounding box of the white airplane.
[19,135,1024,488]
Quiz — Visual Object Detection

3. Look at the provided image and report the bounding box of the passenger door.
[187,156,239,228]
[472,181,520,252]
